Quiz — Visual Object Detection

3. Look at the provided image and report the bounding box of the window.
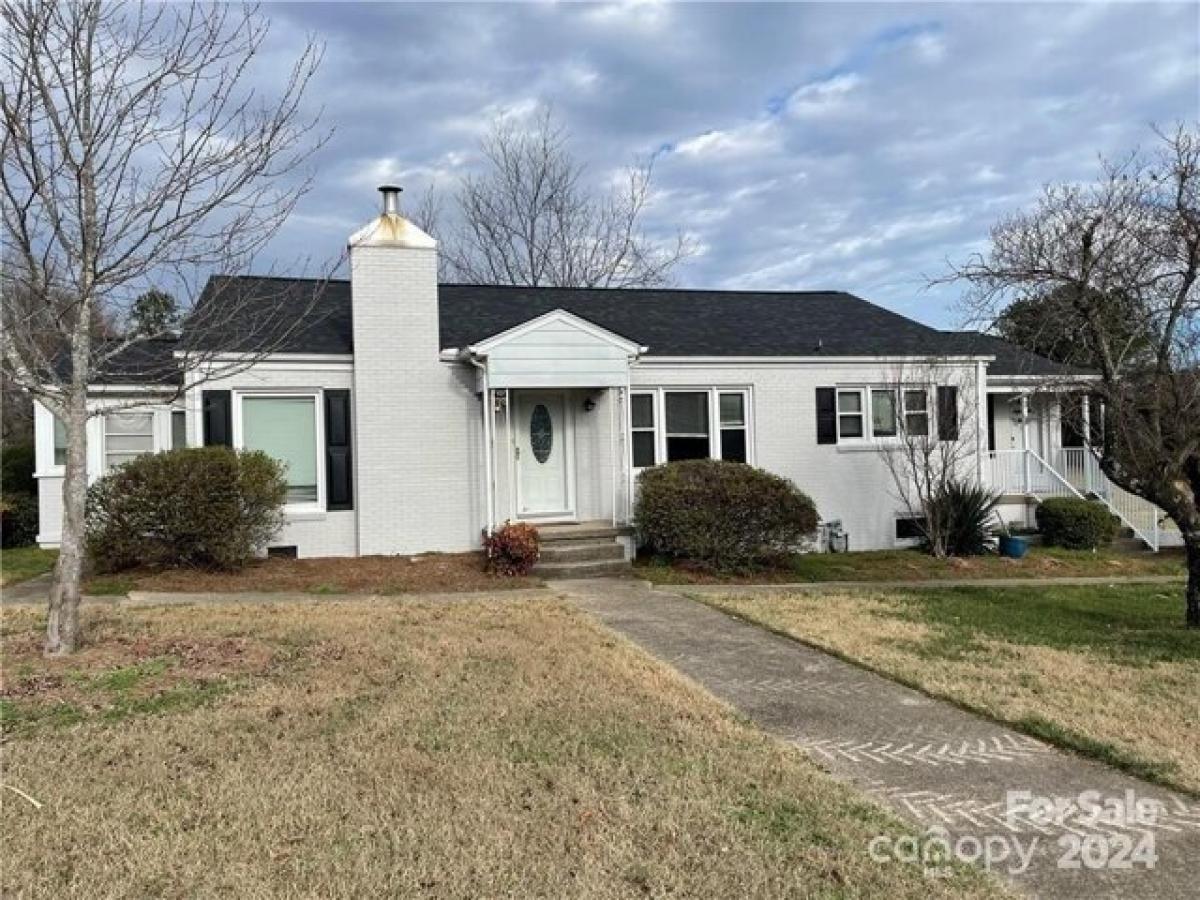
[53,416,67,466]
[631,393,656,468]
[837,390,865,439]
[241,395,319,504]
[895,516,927,541]
[104,411,155,470]
[665,391,710,461]
[903,389,929,437]
[171,410,188,450]
[719,392,747,463]
[871,389,898,438]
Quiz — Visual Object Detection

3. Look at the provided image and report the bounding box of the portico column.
[1020,393,1031,493]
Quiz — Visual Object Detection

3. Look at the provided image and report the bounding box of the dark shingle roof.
[178,276,1092,377]
[944,332,1094,378]
[56,337,183,385]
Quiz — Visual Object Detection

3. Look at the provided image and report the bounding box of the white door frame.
[513,389,577,523]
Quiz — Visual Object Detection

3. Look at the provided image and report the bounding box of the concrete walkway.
[558,578,1200,899]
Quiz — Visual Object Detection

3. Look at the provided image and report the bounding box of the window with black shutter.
[324,389,353,511]
[202,390,232,447]
[816,387,837,444]
[937,386,959,441]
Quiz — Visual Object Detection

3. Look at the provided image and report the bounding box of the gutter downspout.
[468,355,496,535]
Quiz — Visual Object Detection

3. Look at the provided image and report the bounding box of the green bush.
[1,443,35,495]
[86,447,287,572]
[1,492,39,548]
[923,480,1000,557]
[1035,497,1118,550]
[635,460,818,570]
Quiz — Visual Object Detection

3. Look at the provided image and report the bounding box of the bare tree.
[941,124,1200,626]
[1,0,329,654]
[878,364,988,558]
[433,107,690,288]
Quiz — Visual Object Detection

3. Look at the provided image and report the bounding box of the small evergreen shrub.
[1035,497,1118,550]
[635,459,819,570]
[922,480,1000,557]
[1,443,35,495]
[0,492,39,548]
[483,521,540,576]
[86,447,286,572]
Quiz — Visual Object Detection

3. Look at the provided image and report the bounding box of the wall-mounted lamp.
[582,397,597,413]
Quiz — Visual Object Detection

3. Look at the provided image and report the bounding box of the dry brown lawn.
[702,584,1200,794]
[0,597,1003,898]
[84,551,538,596]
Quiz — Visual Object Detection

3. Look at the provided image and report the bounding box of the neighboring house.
[32,187,1173,558]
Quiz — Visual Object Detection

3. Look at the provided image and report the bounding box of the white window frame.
[836,385,934,444]
[630,387,754,470]
[630,391,658,470]
[836,387,868,442]
[100,409,158,472]
[232,389,325,514]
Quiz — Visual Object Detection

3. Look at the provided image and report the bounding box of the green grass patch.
[0,547,57,586]
[890,583,1199,665]
[84,576,136,596]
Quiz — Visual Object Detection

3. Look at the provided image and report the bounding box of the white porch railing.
[986,447,1167,551]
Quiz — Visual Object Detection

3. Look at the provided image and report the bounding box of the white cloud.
[784,73,864,118]
[672,120,779,160]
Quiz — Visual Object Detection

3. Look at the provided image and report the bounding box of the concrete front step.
[539,541,626,563]
[532,558,631,579]
[538,522,634,543]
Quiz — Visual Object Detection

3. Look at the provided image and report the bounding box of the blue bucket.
[999,535,1029,559]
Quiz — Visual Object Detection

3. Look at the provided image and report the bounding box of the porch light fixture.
[582,397,597,412]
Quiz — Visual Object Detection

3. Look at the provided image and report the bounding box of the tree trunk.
[45,388,88,655]
[1186,532,1200,629]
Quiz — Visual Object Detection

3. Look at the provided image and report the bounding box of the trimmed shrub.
[923,480,1000,557]
[483,521,540,576]
[1,443,35,495]
[86,447,286,572]
[1035,497,1118,550]
[635,459,818,570]
[0,492,39,548]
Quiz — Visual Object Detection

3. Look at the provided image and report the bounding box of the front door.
[514,391,574,520]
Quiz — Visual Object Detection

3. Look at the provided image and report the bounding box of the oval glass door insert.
[530,404,553,463]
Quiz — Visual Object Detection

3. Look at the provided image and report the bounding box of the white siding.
[186,361,359,558]
[632,360,986,551]
[485,319,632,388]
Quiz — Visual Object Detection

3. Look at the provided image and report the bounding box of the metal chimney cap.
[378,184,403,215]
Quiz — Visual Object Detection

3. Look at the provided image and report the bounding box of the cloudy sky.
[257,1,1198,328]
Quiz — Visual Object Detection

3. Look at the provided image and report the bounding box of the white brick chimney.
[349,185,481,554]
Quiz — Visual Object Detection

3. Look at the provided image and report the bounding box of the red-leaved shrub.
[482,521,540,576]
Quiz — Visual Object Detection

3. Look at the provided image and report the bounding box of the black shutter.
[816,387,837,445]
[937,386,959,442]
[202,390,232,447]
[324,389,353,511]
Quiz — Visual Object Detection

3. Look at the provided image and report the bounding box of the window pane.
[719,393,745,426]
[720,428,746,463]
[665,392,709,436]
[632,431,656,468]
[53,416,67,466]
[242,397,318,504]
[631,394,654,429]
[871,390,897,437]
[105,453,143,470]
[837,391,861,413]
[105,411,154,435]
[838,415,864,439]
[106,434,154,454]
[904,389,927,412]
[905,412,930,437]
[666,436,710,462]
[172,410,187,449]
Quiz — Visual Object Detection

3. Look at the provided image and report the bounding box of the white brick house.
[36,186,1171,558]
